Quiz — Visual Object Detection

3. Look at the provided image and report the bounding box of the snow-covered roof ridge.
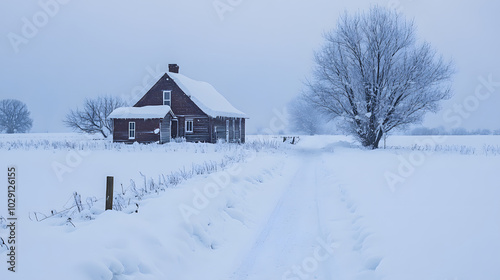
[167,72,247,118]
[108,105,174,119]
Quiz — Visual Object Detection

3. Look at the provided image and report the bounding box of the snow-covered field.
[1,133,499,279]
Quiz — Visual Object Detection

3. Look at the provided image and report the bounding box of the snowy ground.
[1,134,499,279]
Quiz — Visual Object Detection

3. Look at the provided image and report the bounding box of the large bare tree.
[306,6,453,148]
[0,99,33,133]
[65,95,125,138]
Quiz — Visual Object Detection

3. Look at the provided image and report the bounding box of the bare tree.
[64,95,125,138]
[0,99,33,133]
[306,6,453,148]
[288,96,324,135]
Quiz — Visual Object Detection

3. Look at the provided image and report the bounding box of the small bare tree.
[64,95,125,138]
[306,6,453,148]
[0,99,33,133]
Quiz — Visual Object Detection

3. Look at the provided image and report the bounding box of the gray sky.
[1,0,499,133]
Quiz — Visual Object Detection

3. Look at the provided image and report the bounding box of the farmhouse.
[109,64,247,144]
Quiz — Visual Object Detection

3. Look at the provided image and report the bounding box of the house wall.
[113,118,161,144]
[179,116,211,142]
[134,73,206,116]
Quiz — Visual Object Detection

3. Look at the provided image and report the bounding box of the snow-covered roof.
[167,72,247,118]
[108,105,174,119]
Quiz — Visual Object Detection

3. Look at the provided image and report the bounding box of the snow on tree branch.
[306,6,454,148]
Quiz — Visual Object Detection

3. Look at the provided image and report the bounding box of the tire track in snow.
[229,151,331,280]
[317,152,383,280]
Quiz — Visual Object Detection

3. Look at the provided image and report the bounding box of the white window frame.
[185,119,194,133]
[129,122,136,139]
[163,90,171,106]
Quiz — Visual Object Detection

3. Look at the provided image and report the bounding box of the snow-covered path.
[226,149,360,279]
[230,151,324,279]
[228,147,385,280]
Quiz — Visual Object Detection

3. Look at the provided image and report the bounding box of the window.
[185,119,193,133]
[163,90,171,106]
[129,122,136,139]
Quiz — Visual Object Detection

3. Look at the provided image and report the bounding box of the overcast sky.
[1,0,499,133]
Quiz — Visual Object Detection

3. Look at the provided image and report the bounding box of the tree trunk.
[372,130,384,149]
[360,129,384,149]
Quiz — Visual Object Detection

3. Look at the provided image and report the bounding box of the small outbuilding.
[109,64,247,144]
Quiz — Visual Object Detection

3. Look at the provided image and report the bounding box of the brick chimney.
[168,64,179,73]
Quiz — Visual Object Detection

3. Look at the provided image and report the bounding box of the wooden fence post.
[106,176,114,210]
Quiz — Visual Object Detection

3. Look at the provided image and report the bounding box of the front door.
[171,119,178,139]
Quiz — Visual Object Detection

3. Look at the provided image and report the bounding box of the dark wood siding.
[113,118,161,144]
[183,117,210,142]
[134,74,169,107]
[210,117,245,143]
[241,118,246,143]
[135,73,206,116]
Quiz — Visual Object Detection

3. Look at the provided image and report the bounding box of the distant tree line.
[408,127,500,136]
